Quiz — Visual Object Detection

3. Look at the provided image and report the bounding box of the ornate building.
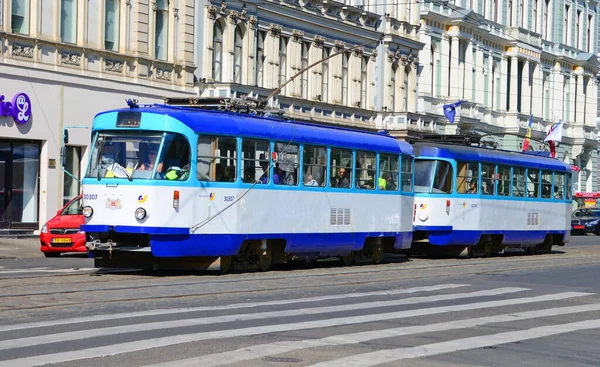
[0,0,195,231]
[194,0,422,130]
[416,0,600,195]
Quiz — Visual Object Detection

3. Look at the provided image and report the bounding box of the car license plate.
[573,225,585,229]
[52,238,72,243]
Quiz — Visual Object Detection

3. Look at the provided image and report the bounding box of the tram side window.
[457,162,478,194]
[197,136,237,182]
[527,169,541,198]
[512,167,526,197]
[159,134,191,180]
[432,160,453,193]
[497,165,510,196]
[554,172,565,199]
[356,151,376,190]
[481,164,495,195]
[566,174,572,200]
[241,139,270,183]
[330,148,352,189]
[541,170,552,199]
[401,156,413,192]
[274,142,299,186]
[303,145,326,187]
[379,154,399,191]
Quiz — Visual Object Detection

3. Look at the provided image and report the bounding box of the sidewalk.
[0,237,43,259]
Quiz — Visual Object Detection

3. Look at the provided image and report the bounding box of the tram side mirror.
[63,129,69,145]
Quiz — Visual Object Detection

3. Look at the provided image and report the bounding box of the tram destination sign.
[0,92,32,124]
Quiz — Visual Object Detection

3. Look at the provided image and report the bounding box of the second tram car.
[411,142,572,257]
[80,99,415,273]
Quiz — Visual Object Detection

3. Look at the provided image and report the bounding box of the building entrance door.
[0,147,13,229]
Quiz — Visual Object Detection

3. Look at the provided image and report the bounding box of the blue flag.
[443,100,467,123]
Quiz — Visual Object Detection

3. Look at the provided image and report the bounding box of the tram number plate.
[573,225,585,229]
[52,238,72,243]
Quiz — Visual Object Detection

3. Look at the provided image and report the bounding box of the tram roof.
[96,106,414,155]
[413,142,572,172]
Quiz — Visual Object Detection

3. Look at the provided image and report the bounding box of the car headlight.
[82,206,94,218]
[135,207,147,220]
[587,219,600,226]
[41,224,48,233]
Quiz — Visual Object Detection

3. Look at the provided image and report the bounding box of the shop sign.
[0,93,32,124]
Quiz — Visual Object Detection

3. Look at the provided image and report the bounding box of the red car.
[40,195,86,257]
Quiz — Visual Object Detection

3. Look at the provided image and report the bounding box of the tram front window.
[414,160,453,194]
[85,132,191,180]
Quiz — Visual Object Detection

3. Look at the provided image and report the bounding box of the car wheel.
[44,252,60,258]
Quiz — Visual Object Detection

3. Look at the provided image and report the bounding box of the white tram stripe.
[0,291,590,367]
[0,287,524,351]
[0,283,468,333]
[307,318,600,367]
[147,303,600,367]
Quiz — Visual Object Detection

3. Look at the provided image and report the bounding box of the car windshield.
[61,197,82,215]
[572,209,600,218]
[85,132,191,181]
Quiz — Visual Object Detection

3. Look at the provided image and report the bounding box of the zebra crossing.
[0,283,598,367]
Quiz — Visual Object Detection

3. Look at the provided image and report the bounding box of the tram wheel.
[257,248,273,272]
[219,256,233,274]
[469,239,493,258]
[369,243,383,264]
[524,246,538,255]
[340,251,355,266]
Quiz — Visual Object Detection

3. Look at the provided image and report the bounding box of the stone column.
[551,62,563,120]
[440,37,450,98]
[464,40,473,101]
[509,56,519,112]
[450,36,460,98]
[531,63,542,118]
[521,59,530,115]
[500,56,509,111]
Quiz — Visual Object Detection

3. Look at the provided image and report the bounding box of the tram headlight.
[135,207,147,220]
[82,206,94,218]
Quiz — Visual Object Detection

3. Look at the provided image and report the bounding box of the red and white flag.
[544,120,564,158]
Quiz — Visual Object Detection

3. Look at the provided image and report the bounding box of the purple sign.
[0,93,32,124]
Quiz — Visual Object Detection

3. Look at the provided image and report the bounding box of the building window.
[212,21,223,82]
[576,10,581,49]
[11,0,30,34]
[105,0,120,51]
[587,15,593,52]
[322,46,330,103]
[544,0,550,39]
[403,65,409,111]
[533,0,538,32]
[279,37,288,90]
[301,41,309,99]
[341,53,348,105]
[155,0,169,60]
[12,143,40,224]
[519,0,524,27]
[61,0,77,43]
[360,56,367,108]
[564,5,570,45]
[256,30,266,87]
[390,63,397,112]
[508,0,513,27]
[233,25,243,84]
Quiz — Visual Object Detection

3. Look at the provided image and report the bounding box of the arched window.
[213,21,223,81]
[233,25,244,84]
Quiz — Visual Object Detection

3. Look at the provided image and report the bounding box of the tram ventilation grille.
[330,208,351,226]
[527,213,540,226]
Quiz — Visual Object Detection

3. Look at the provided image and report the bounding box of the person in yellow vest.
[378,173,388,190]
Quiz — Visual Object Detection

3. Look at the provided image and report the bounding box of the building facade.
[1,0,195,231]
[416,0,600,196]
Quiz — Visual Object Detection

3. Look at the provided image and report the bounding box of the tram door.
[0,145,12,228]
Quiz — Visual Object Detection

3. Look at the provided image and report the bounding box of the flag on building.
[544,120,564,158]
[442,100,467,123]
[522,115,533,151]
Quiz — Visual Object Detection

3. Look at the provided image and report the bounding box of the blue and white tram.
[80,100,415,273]
[411,142,572,257]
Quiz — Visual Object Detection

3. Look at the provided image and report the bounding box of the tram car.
[79,98,415,273]
[410,142,572,257]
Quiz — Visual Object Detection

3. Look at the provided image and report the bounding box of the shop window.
[11,143,39,223]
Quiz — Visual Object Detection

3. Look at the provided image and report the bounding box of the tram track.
[0,247,599,315]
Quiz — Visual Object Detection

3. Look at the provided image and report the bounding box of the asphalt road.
[0,236,598,366]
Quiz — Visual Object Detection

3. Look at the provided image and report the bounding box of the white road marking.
[0,287,525,351]
[0,291,590,367]
[148,302,600,367]
[307,318,600,367]
[0,284,469,332]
